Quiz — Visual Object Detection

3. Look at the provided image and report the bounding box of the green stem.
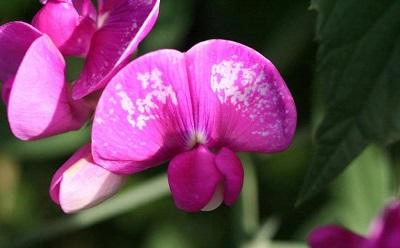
[9,174,170,248]
[237,154,260,247]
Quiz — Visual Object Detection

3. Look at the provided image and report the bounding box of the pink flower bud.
[32,0,97,57]
[50,144,126,213]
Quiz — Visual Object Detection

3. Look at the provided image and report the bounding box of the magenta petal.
[72,0,160,99]
[50,144,126,213]
[185,40,297,153]
[32,0,96,57]
[308,225,366,248]
[0,22,41,102]
[215,147,244,205]
[167,145,223,212]
[92,49,194,174]
[7,35,91,140]
[63,0,97,56]
[367,201,400,248]
[72,0,97,19]
[59,16,97,57]
[32,1,80,49]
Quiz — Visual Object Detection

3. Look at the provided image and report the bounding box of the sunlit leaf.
[239,155,260,238]
[297,145,392,238]
[299,0,400,203]
[332,145,392,233]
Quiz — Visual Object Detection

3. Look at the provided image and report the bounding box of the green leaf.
[332,145,392,233]
[239,155,260,238]
[299,0,400,203]
[296,145,392,239]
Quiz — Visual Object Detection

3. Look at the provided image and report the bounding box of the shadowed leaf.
[299,0,400,204]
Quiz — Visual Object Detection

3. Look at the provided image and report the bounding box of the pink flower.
[0,0,160,140]
[308,200,400,248]
[0,1,160,211]
[91,40,297,212]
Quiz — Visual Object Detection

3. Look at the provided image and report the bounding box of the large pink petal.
[185,40,297,153]
[308,225,366,248]
[0,22,41,103]
[167,145,223,212]
[215,147,244,205]
[92,49,194,174]
[50,144,126,213]
[7,35,91,140]
[72,0,160,99]
[367,201,400,248]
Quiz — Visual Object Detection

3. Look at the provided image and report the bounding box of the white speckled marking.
[114,68,178,130]
[210,59,282,139]
[211,60,267,107]
[96,117,104,124]
[251,131,270,137]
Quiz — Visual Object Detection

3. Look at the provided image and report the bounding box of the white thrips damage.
[210,59,282,139]
[114,68,178,130]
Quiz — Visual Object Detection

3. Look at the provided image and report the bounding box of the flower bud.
[50,144,126,213]
[32,0,96,57]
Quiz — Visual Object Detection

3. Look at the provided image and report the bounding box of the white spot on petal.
[115,68,178,130]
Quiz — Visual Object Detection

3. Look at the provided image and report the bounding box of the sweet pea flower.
[50,143,126,213]
[0,0,159,140]
[91,39,297,212]
[0,23,110,212]
[308,200,400,248]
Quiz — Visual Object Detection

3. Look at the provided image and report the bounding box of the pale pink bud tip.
[50,144,126,213]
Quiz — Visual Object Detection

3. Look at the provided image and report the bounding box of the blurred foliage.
[299,0,400,203]
[295,145,393,238]
[0,0,399,248]
[140,0,194,52]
